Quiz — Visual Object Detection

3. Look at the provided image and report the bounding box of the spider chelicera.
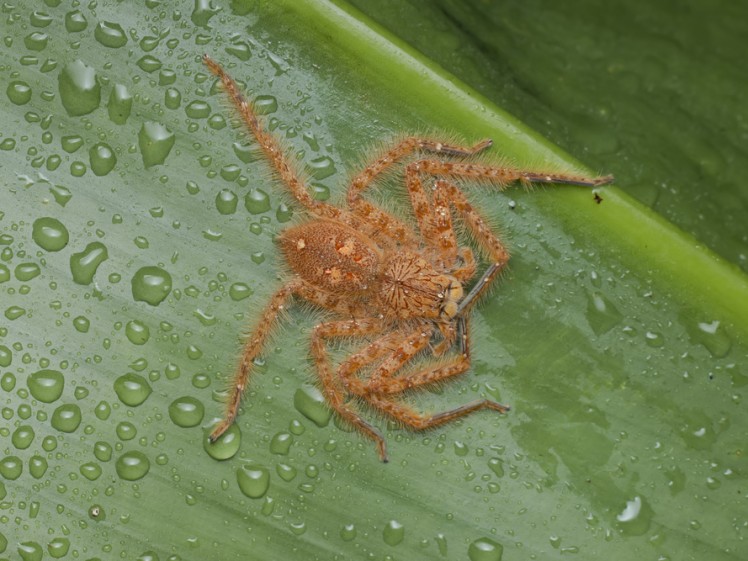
[203,55,612,462]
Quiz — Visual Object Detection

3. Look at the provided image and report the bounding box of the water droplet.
[29,455,48,479]
[114,373,152,406]
[644,331,664,348]
[0,345,12,367]
[94,441,112,461]
[236,462,270,498]
[65,10,88,32]
[191,0,220,27]
[435,533,448,556]
[168,396,205,427]
[253,95,278,115]
[27,369,64,402]
[70,241,108,284]
[32,217,69,252]
[306,156,336,180]
[0,265,10,284]
[72,315,90,333]
[688,319,731,358]
[116,421,137,440]
[51,404,82,432]
[185,100,211,119]
[311,183,330,201]
[340,523,357,542]
[61,135,84,153]
[7,80,32,105]
[14,263,41,281]
[276,463,297,481]
[116,451,150,481]
[80,462,102,480]
[488,457,505,478]
[216,189,238,214]
[136,55,163,73]
[24,31,48,51]
[58,59,100,116]
[165,87,182,110]
[615,495,653,536]
[276,203,293,223]
[197,425,235,460]
[88,504,106,521]
[468,537,503,561]
[586,291,623,335]
[17,541,43,561]
[11,425,35,449]
[95,401,111,421]
[229,282,252,301]
[131,265,172,305]
[5,306,26,320]
[94,21,127,48]
[107,83,132,124]
[382,519,405,546]
[226,42,251,61]
[244,188,271,214]
[138,122,175,167]
[88,142,117,176]
[270,431,293,455]
[0,455,23,480]
[293,384,332,427]
[125,320,150,345]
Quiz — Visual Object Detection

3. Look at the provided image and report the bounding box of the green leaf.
[1,1,746,561]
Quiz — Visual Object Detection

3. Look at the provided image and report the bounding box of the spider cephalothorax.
[203,55,612,462]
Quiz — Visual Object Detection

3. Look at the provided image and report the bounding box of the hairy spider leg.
[309,318,395,461]
[209,278,355,442]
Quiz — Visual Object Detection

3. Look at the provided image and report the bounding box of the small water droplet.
[468,537,503,561]
[70,241,108,285]
[293,384,332,427]
[94,21,127,48]
[51,404,82,432]
[65,10,88,32]
[185,100,211,119]
[236,462,270,498]
[340,523,357,542]
[107,83,132,124]
[58,59,100,116]
[276,463,297,481]
[132,265,172,305]
[80,462,102,480]
[114,373,152,406]
[229,282,252,301]
[0,345,12,367]
[32,217,69,251]
[125,320,150,345]
[306,156,336,180]
[168,396,205,427]
[245,188,271,214]
[383,519,405,546]
[89,142,117,176]
[203,423,241,460]
[116,451,150,480]
[94,441,113,461]
[73,315,90,333]
[29,455,48,479]
[270,431,293,455]
[27,369,64,402]
[7,80,32,105]
[138,122,175,167]
[644,331,664,348]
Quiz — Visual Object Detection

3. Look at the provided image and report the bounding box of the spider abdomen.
[278,219,383,294]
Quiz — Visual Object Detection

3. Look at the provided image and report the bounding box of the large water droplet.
[108,84,132,124]
[615,495,653,536]
[47,537,71,558]
[132,265,172,305]
[70,241,108,284]
[80,462,102,481]
[27,369,64,402]
[340,524,357,542]
[185,100,211,119]
[586,291,623,335]
[191,0,220,27]
[229,282,252,301]
[306,156,336,180]
[51,404,82,432]
[169,396,205,427]
[0,345,11,367]
[16,541,43,561]
[236,462,270,498]
[216,189,238,214]
[89,142,117,176]
[58,59,100,116]
[270,431,293,455]
[29,455,48,479]
[7,80,32,105]
[382,520,405,546]
[203,422,241,460]
[32,217,69,252]
[138,122,175,167]
[65,10,88,32]
[293,384,332,427]
[14,263,41,281]
[11,425,35,449]
[468,538,503,561]
[116,451,150,480]
[94,21,127,48]
[113,373,152,406]
[688,319,732,358]
[24,31,48,51]
[244,189,271,214]
[0,455,23,480]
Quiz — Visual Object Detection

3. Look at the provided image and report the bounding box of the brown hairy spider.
[204,55,612,462]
